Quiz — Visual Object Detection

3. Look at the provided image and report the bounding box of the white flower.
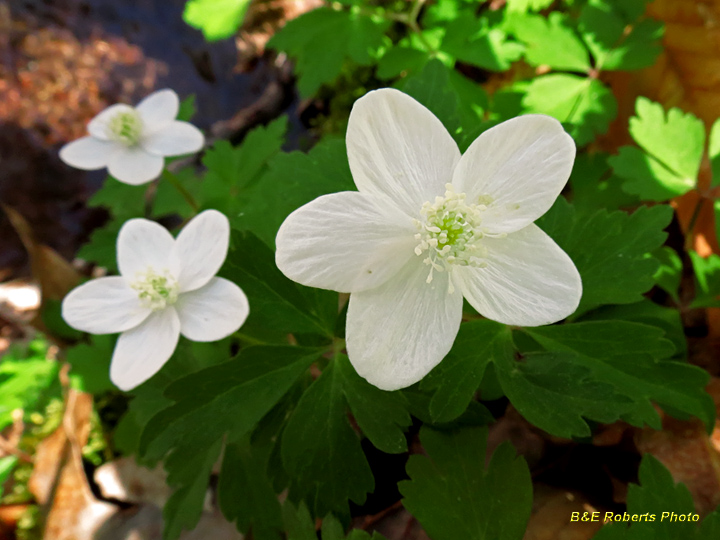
[275,88,582,391]
[59,89,204,185]
[62,210,249,391]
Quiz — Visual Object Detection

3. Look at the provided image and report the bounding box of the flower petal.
[455,224,582,327]
[276,191,417,293]
[110,308,180,391]
[173,210,229,292]
[117,218,178,281]
[62,276,151,334]
[346,260,463,391]
[452,115,576,233]
[135,89,179,132]
[176,277,249,341]
[346,88,461,217]
[87,104,135,140]
[141,121,204,157]
[108,146,165,185]
[59,137,117,170]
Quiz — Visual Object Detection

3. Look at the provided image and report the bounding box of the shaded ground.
[0,0,298,279]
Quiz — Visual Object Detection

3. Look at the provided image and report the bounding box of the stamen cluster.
[413,184,489,290]
[131,267,179,311]
[109,110,144,146]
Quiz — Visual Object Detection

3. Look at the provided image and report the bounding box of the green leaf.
[183,0,251,41]
[653,246,682,303]
[335,355,411,454]
[525,321,714,431]
[579,1,663,71]
[399,58,461,138]
[569,153,640,214]
[522,74,617,145]
[66,335,114,393]
[377,45,429,79]
[232,138,355,248]
[709,118,720,188]
[281,360,374,518]
[689,251,720,308]
[440,12,524,71]
[282,502,388,540]
[163,439,223,540]
[510,12,591,72]
[268,7,390,97]
[610,98,704,201]
[223,231,335,339]
[139,345,320,461]
[506,0,554,12]
[0,456,18,497]
[218,438,283,540]
[420,319,507,423]
[537,198,673,313]
[400,426,532,540]
[201,116,288,213]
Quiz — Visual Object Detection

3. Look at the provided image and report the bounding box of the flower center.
[108,110,144,146]
[414,184,498,292]
[131,267,179,311]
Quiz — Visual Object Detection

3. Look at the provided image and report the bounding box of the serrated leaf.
[569,152,640,214]
[610,98,704,201]
[689,251,720,309]
[525,321,713,431]
[218,438,283,540]
[376,44,429,79]
[420,319,507,423]
[400,426,532,540]
[653,246,682,303]
[281,360,374,518]
[183,0,251,41]
[510,12,591,72]
[201,116,288,212]
[223,231,335,338]
[537,198,672,313]
[333,355,411,453]
[579,1,663,71]
[268,7,390,97]
[232,138,355,248]
[139,345,320,461]
[522,74,617,145]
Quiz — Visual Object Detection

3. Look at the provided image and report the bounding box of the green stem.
[684,196,706,251]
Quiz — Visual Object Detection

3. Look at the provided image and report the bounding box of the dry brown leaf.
[523,485,604,540]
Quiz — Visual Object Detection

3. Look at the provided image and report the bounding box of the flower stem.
[684,196,706,251]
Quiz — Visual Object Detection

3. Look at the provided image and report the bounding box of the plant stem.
[164,171,199,214]
[684,196,706,251]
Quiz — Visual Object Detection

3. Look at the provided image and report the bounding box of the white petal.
[88,104,135,140]
[452,115,576,233]
[59,137,117,170]
[117,219,178,281]
[276,192,417,293]
[346,260,463,391]
[108,146,165,185]
[110,308,180,391]
[62,277,151,334]
[141,121,204,157]
[176,277,249,341]
[346,88,461,217]
[456,224,582,327]
[173,210,229,292]
[135,89,179,132]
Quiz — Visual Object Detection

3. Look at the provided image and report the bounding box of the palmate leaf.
[281,355,411,517]
[400,426,532,540]
[609,98,705,201]
[268,7,390,97]
[591,455,718,539]
[522,74,617,145]
[537,198,673,314]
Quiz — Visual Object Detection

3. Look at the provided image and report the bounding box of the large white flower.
[275,88,582,391]
[62,210,249,391]
[59,89,204,185]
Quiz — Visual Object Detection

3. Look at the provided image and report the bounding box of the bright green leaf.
[0,456,18,497]
[400,426,532,540]
[653,247,683,303]
[709,117,720,188]
[183,0,251,41]
[506,0,554,12]
[689,251,720,309]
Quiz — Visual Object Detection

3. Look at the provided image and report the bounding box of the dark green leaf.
[66,334,114,393]
[689,251,720,309]
[653,247,682,303]
[400,426,532,540]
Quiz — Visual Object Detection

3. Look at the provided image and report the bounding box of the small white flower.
[275,88,582,391]
[59,89,204,185]
[62,210,249,391]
